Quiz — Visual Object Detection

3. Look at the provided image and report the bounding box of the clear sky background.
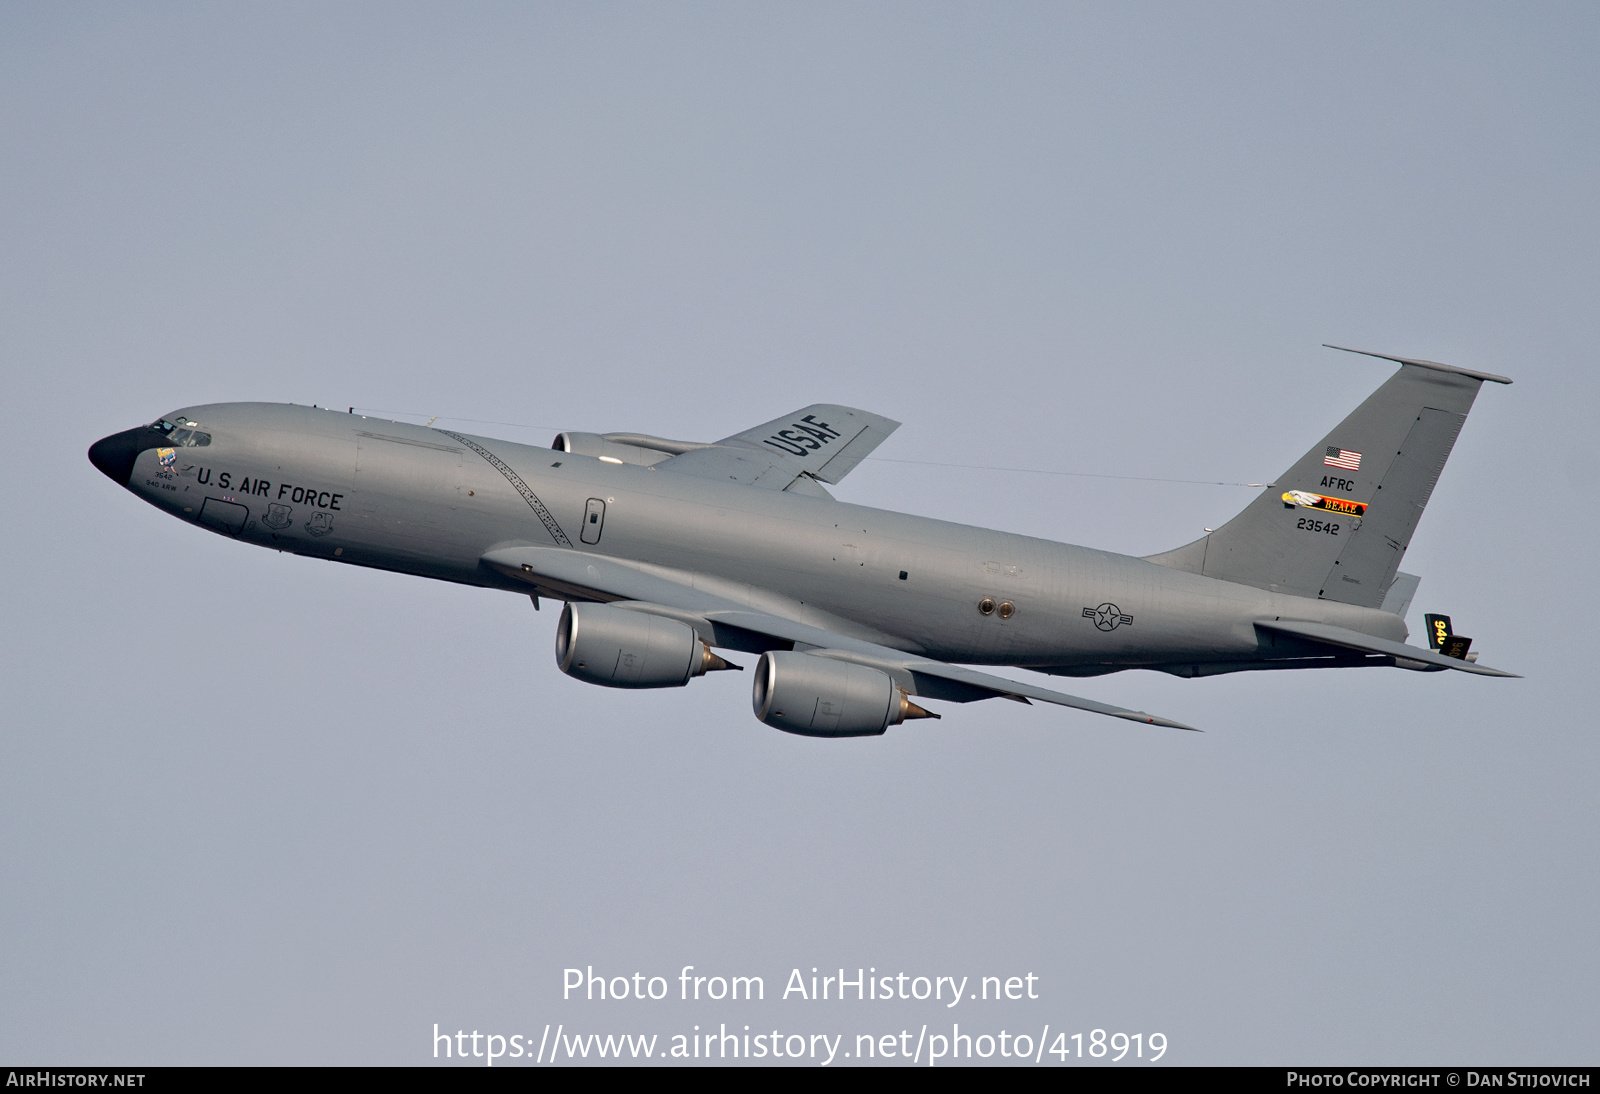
[2,2,1595,1066]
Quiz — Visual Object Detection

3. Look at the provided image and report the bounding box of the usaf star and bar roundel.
[1083,603,1134,631]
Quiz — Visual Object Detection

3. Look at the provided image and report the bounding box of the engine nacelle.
[557,602,731,688]
[751,651,938,737]
[552,431,675,467]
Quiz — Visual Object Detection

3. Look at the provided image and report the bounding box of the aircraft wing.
[1255,619,1521,677]
[483,545,1199,731]
[653,404,900,492]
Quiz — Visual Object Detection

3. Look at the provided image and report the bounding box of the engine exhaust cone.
[697,644,742,675]
[896,693,940,723]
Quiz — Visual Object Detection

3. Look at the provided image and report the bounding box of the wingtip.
[1116,711,1203,732]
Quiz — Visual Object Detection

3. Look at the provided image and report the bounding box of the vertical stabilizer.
[1145,348,1509,608]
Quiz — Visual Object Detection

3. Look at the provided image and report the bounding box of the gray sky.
[2,2,1596,1066]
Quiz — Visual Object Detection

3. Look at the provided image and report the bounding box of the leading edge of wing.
[482,545,1199,732]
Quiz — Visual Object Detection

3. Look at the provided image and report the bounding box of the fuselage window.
[150,417,201,440]
[166,428,211,447]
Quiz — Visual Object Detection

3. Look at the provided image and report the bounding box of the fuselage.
[91,402,1408,675]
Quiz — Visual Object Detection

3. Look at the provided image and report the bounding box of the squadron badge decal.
[304,512,334,537]
[1281,490,1367,517]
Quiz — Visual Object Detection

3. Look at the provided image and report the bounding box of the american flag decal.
[1324,447,1361,471]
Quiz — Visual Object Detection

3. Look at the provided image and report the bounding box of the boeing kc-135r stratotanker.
[88,345,1516,736]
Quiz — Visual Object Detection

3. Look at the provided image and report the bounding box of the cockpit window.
[151,419,209,445]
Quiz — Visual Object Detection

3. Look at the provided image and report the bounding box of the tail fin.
[1145,347,1510,607]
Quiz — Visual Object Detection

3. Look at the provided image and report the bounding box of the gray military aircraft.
[88,345,1515,736]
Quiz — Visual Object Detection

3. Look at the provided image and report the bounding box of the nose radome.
[88,426,170,487]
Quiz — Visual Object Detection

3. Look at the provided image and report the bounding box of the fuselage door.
[581,497,606,544]
[197,497,249,536]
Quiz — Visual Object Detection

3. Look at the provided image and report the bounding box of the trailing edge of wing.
[481,544,1199,731]
[1255,619,1521,677]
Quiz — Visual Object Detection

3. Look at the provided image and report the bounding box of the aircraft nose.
[88,426,169,487]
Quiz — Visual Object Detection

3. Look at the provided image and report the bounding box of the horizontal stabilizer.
[1323,345,1512,385]
[1255,619,1519,677]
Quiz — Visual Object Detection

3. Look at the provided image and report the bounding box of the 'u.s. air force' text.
[192,468,343,510]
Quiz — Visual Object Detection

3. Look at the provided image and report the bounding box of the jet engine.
[751,651,938,738]
[556,602,734,688]
[552,432,698,467]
